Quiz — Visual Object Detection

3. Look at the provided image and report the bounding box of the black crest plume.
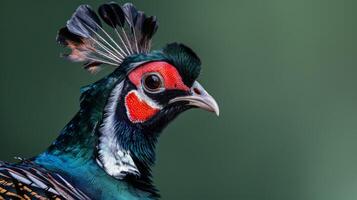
[57,2,158,73]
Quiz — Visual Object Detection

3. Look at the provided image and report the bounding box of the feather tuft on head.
[57,2,159,73]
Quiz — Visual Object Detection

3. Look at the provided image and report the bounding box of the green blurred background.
[1,0,357,199]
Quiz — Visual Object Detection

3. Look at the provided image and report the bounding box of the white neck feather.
[96,81,140,179]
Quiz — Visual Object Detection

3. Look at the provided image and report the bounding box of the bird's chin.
[140,104,189,133]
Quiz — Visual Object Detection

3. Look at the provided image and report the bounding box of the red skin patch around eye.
[128,61,189,91]
[125,91,160,123]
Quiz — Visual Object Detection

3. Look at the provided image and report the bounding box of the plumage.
[98,2,132,55]
[1,2,219,200]
[162,43,202,86]
[0,161,89,200]
[67,5,102,38]
[98,3,126,28]
[57,2,159,73]
[84,61,103,74]
[57,27,82,46]
[122,3,138,28]
[143,16,158,41]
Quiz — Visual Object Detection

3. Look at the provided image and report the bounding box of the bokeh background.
[1,0,357,199]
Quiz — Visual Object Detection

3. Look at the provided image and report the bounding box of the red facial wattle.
[125,91,160,123]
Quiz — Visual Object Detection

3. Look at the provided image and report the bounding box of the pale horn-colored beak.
[169,81,220,116]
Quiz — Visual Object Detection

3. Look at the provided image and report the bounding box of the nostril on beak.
[193,88,201,95]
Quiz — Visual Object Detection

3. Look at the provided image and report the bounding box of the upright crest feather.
[98,3,125,28]
[143,16,158,41]
[67,5,102,38]
[57,2,159,73]
[122,3,138,27]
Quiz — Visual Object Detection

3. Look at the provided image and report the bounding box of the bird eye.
[142,73,164,93]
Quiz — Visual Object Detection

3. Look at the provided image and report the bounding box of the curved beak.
[169,81,220,116]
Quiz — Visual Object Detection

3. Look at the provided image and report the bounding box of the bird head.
[56,2,219,183]
[114,43,219,134]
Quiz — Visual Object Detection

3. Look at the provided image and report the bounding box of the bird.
[0,2,219,200]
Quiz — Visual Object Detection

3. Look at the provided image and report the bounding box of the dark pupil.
[145,74,161,90]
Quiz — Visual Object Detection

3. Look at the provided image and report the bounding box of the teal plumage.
[0,2,219,200]
[35,67,156,199]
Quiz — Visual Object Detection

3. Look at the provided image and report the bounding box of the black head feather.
[122,3,139,27]
[162,43,202,87]
[143,16,158,41]
[98,2,125,28]
[135,11,146,30]
[135,11,147,48]
[56,27,82,46]
[57,2,160,70]
[67,5,102,38]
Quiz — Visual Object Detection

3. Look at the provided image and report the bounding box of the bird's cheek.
[124,90,161,123]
